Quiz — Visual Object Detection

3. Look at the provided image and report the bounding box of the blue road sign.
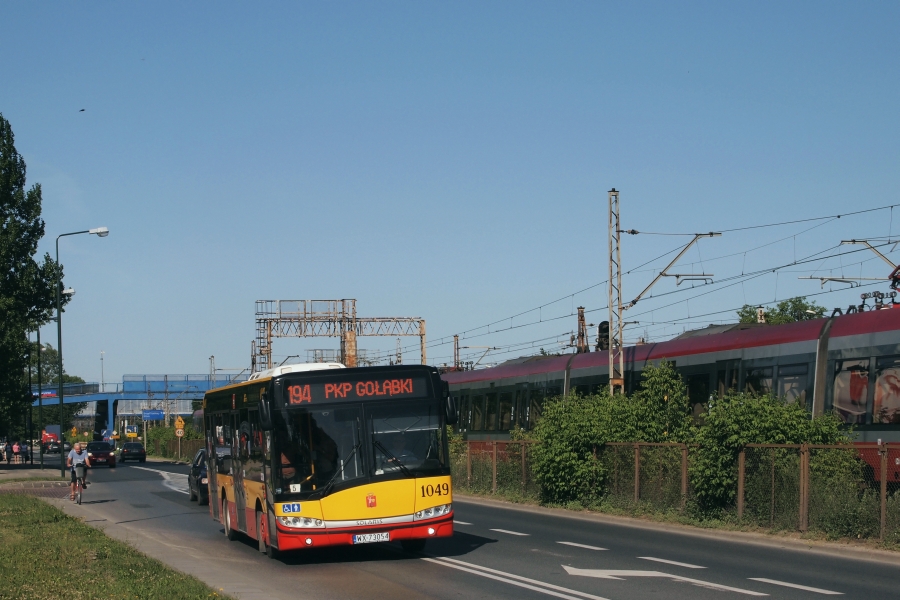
[142,409,164,421]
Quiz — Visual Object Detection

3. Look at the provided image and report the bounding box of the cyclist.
[67,442,91,501]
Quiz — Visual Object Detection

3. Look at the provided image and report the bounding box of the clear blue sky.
[2,2,899,383]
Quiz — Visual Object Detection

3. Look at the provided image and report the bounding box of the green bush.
[690,393,846,512]
[531,362,694,505]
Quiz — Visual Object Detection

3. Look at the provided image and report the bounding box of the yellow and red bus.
[203,363,457,556]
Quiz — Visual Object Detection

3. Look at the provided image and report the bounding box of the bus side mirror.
[442,381,458,424]
[259,391,273,431]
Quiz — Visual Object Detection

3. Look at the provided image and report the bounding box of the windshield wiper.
[373,440,414,477]
[312,442,360,499]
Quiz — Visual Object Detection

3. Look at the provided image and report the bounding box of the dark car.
[43,441,72,454]
[86,441,116,468]
[187,448,209,505]
[119,442,146,463]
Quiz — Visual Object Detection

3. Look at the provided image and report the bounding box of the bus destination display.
[285,377,427,405]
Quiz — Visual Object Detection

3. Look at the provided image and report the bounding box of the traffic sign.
[125,425,138,438]
[175,428,184,438]
[142,409,164,421]
[174,416,185,429]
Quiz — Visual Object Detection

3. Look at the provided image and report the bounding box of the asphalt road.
[54,462,900,600]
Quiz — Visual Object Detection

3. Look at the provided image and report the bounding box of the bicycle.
[74,464,86,505]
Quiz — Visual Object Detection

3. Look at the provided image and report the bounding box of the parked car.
[187,448,209,505]
[118,442,146,463]
[86,441,115,468]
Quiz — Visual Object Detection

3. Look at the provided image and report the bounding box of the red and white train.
[442,307,900,442]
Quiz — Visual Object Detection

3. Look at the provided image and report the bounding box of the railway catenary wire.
[416,242,897,354]
[402,212,897,355]
[398,204,900,357]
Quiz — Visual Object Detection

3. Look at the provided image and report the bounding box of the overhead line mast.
[606,189,720,395]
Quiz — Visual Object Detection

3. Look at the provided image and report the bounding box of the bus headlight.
[414,504,451,520]
[277,516,325,529]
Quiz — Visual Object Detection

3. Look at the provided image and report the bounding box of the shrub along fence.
[451,440,900,543]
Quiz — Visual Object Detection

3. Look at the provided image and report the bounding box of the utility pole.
[576,307,589,353]
[395,338,402,365]
[453,335,460,369]
[100,351,105,393]
[608,189,625,395]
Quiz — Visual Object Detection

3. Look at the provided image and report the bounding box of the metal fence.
[452,441,540,500]
[451,440,900,543]
[150,438,204,461]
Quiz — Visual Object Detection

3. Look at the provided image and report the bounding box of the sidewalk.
[0,458,68,483]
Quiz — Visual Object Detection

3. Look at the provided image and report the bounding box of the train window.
[776,364,808,405]
[485,393,498,431]
[717,360,740,396]
[498,393,513,430]
[514,388,528,429]
[546,385,561,399]
[458,393,470,432]
[744,367,773,396]
[528,388,544,430]
[832,360,869,424]
[472,395,484,430]
[874,356,900,424]
[687,374,710,423]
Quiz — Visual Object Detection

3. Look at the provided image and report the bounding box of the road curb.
[455,493,900,566]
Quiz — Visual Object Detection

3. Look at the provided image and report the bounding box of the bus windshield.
[370,402,445,477]
[277,406,364,496]
[274,400,448,497]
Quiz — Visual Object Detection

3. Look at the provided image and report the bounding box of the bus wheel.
[223,499,237,541]
[256,511,266,553]
[401,539,426,553]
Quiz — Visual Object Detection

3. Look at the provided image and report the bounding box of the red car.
[118,442,146,463]
[86,441,116,468]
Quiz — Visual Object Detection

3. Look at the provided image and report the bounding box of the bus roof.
[247,362,345,381]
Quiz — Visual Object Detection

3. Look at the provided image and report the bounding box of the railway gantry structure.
[252,299,426,372]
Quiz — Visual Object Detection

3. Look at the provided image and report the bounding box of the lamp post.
[37,330,43,469]
[56,227,108,477]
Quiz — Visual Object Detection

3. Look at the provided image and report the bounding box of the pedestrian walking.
[12,441,20,464]
[4,441,11,464]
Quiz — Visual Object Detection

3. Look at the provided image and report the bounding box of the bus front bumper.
[275,514,453,550]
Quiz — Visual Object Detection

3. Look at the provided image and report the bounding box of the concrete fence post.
[681,444,688,512]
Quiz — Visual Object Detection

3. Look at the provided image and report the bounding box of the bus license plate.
[352,532,389,544]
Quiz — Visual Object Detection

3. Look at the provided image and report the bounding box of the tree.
[0,114,65,440]
[736,297,826,325]
[26,342,85,385]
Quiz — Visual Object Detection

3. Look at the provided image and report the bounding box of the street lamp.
[56,227,109,477]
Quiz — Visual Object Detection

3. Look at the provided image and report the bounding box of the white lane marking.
[425,556,609,600]
[131,466,189,495]
[563,566,767,596]
[638,556,705,569]
[454,520,472,525]
[558,541,607,551]
[749,578,843,595]
[490,528,529,536]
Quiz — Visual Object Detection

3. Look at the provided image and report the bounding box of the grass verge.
[0,493,231,599]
